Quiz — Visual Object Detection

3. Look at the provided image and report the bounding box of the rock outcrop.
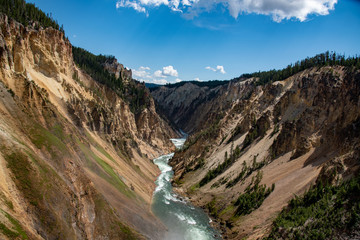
[151,80,253,133]
[0,14,176,240]
[153,66,360,239]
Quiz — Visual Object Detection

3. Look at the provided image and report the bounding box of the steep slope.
[153,64,360,239]
[150,81,229,133]
[0,14,176,240]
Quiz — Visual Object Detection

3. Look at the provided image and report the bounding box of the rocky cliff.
[152,66,360,239]
[151,81,230,133]
[0,14,177,240]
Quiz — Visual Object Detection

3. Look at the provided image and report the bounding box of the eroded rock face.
[0,14,176,240]
[159,66,360,239]
[103,57,132,82]
[151,80,255,133]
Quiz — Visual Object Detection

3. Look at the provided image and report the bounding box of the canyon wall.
[0,14,176,240]
[152,66,360,239]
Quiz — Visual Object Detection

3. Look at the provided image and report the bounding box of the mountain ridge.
[151,64,360,239]
[0,12,177,239]
[0,0,359,239]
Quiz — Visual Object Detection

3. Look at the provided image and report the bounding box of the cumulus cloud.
[139,66,150,70]
[152,79,169,85]
[116,0,147,14]
[133,66,152,79]
[152,66,179,77]
[116,0,337,22]
[194,77,201,81]
[162,65,179,77]
[132,65,179,84]
[153,70,165,78]
[206,65,226,74]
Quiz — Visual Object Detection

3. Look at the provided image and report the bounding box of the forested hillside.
[0,1,177,239]
[153,57,360,239]
[72,46,151,114]
[233,52,360,86]
[0,0,64,33]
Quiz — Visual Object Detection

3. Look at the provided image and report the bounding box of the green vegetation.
[95,144,116,163]
[234,171,274,216]
[199,143,242,187]
[151,80,229,90]
[0,0,64,34]
[233,52,360,86]
[242,117,270,151]
[179,158,205,180]
[93,194,140,239]
[0,193,14,210]
[4,151,41,207]
[269,124,280,138]
[3,149,70,238]
[0,209,28,239]
[77,140,135,199]
[227,124,243,144]
[117,222,138,240]
[0,222,18,239]
[188,183,200,194]
[206,198,219,218]
[72,47,123,91]
[72,46,151,114]
[194,158,205,170]
[83,130,118,163]
[29,123,69,159]
[180,118,222,152]
[211,176,229,189]
[266,175,360,240]
[226,155,267,188]
[1,0,151,115]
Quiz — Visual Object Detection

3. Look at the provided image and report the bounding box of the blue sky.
[28,0,360,84]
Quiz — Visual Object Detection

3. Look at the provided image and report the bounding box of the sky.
[28,0,360,84]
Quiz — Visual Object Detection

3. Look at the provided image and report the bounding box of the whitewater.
[151,137,221,240]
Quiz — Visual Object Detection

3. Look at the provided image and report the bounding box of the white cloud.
[116,0,337,22]
[153,66,179,77]
[152,79,169,85]
[132,65,179,84]
[182,0,192,6]
[206,65,226,74]
[139,66,150,70]
[194,77,201,81]
[116,0,147,14]
[162,65,179,77]
[154,70,165,78]
[133,67,152,79]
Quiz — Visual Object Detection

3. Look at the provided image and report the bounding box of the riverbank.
[151,138,221,240]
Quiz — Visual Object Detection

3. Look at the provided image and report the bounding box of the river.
[151,137,221,240]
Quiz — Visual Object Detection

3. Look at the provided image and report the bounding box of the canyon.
[0,13,178,239]
[0,3,359,240]
[151,65,360,239]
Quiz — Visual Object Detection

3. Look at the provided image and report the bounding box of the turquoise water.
[151,138,221,240]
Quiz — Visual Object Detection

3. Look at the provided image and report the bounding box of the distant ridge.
[145,83,163,89]
[147,80,229,91]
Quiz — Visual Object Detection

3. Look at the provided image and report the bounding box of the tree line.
[266,175,360,239]
[234,171,274,216]
[156,80,229,90]
[233,51,360,86]
[0,0,64,34]
[199,143,242,187]
[72,46,151,114]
